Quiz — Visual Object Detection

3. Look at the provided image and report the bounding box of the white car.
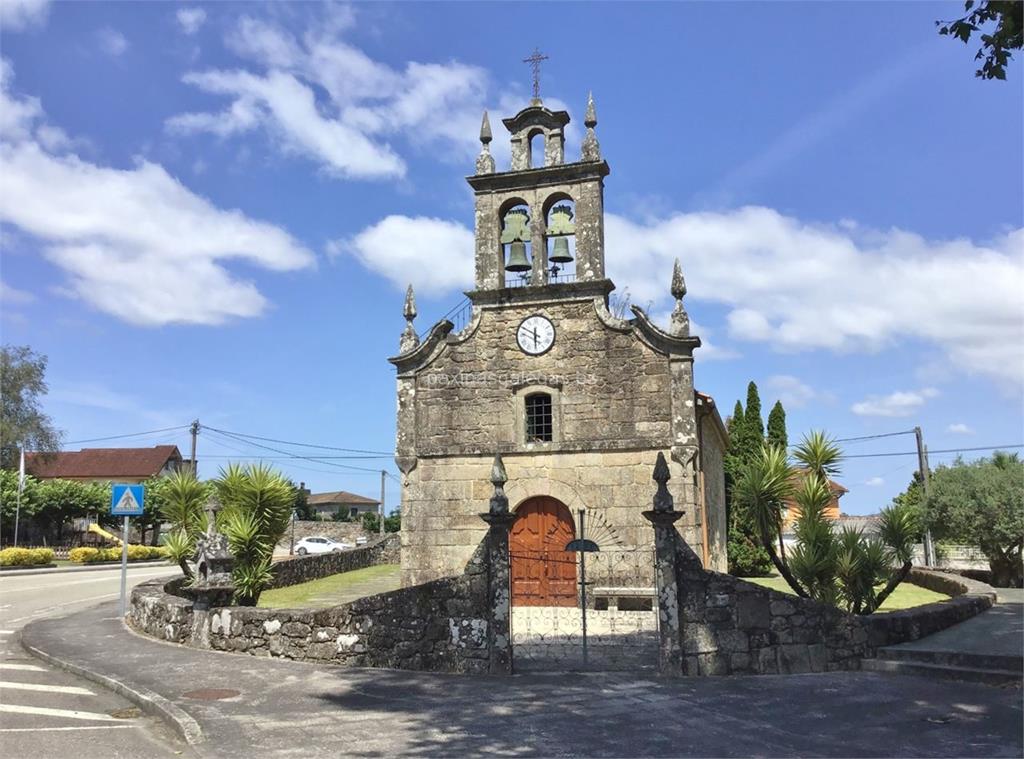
[295,536,353,555]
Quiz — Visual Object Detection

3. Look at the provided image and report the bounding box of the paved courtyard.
[22,601,1023,758]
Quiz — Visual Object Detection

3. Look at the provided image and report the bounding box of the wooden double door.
[510,497,577,607]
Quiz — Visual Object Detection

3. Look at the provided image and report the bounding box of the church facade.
[389,94,728,595]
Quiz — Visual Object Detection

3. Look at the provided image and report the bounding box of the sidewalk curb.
[19,624,205,748]
[2,560,173,576]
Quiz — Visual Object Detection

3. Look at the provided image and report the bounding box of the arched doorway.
[510,497,577,606]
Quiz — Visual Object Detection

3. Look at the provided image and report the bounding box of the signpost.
[565,509,600,668]
[111,484,145,616]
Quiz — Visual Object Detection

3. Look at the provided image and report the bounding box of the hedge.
[69,545,168,564]
[0,547,55,567]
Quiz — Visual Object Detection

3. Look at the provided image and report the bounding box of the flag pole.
[13,447,25,546]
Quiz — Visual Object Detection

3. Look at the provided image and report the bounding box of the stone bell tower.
[469,93,608,290]
[390,89,728,590]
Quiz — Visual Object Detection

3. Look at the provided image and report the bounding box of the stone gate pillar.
[643,452,684,676]
[479,453,515,675]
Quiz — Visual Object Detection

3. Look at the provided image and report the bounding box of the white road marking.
[0,703,124,722]
[0,630,12,635]
[2,567,175,594]
[0,725,139,733]
[0,663,45,672]
[1,680,95,695]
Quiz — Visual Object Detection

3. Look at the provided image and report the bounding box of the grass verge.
[259,564,401,609]
[741,574,950,611]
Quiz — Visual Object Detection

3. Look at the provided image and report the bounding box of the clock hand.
[532,327,538,348]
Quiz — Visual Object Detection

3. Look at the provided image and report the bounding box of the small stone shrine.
[192,496,235,610]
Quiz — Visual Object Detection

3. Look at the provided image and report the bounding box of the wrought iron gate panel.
[510,547,658,672]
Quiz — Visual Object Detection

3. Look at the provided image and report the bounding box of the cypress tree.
[767,401,788,450]
[744,381,764,444]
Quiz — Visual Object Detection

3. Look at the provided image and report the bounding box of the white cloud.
[1,279,35,305]
[0,60,315,327]
[336,215,473,296]
[168,13,491,180]
[176,7,206,35]
[851,387,939,418]
[0,0,49,31]
[947,423,975,435]
[864,477,884,487]
[766,374,817,408]
[96,27,128,57]
[603,208,1024,387]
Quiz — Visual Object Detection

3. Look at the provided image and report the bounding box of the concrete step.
[862,658,1022,686]
[876,646,1023,673]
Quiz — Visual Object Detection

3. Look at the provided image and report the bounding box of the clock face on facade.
[516,315,555,355]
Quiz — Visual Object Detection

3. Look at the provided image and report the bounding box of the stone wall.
[667,533,996,676]
[275,521,370,548]
[128,524,512,675]
[267,534,400,589]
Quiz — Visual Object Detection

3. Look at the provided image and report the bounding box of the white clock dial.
[516,315,555,355]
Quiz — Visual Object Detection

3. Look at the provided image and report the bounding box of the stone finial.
[399,284,420,353]
[581,91,601,162]
[475,110,496,175]
[669,259,690,337]
[204,496,222,536]
[480,110,492,144]
[584,91,597,128]
[652,452,674,512]
[488,452,509,515]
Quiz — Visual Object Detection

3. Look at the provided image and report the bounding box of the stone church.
[389,93,728,600]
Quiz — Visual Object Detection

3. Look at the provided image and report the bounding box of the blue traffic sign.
[111,484,145,516]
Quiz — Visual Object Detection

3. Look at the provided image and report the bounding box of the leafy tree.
[743,382,764,442]
[0,469,40,540]
[938,1,1023,80]
[35,479,108,543]
[922,452,1023,586]
[361,511,380,534]
[766,401,788,450]
[216,463,293,605]
[331,507,352,523]
[0,346,63,470]
[384,511,401,533]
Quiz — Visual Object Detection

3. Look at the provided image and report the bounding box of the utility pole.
[914,426,935,567]
[379,470,385,537]
[189,419,200,476]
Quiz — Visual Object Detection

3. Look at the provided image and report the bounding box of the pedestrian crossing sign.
[111,484,145,516]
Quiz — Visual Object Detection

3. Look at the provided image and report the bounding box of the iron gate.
[510,545,659,672]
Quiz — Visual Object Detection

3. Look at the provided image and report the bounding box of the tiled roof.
[26,445,183,479]
[307,490,380,506]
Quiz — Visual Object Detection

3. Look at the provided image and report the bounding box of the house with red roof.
[25,445,184,484]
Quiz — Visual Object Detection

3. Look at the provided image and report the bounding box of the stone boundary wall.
[670,534,997,676]
[127,526,511,675]
[267,534,400,589]
[276,521,371,547]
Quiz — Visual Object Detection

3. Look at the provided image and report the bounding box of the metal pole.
[289,510,296,556]
[118,515,129,616]
[579,508,588,669]
[189,420,200,475]
[914,426,934,567]
[379,470,385,536]
[13,486,21,547]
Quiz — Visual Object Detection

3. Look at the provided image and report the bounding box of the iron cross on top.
[523,47,549,100]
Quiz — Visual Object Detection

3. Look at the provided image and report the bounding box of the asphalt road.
[0,564,190,758]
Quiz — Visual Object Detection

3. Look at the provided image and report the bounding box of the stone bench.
[592,586,655,612]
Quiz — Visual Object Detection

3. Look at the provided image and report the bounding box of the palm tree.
[793,430,843,482]
[864,502,919,613]
[732,445,807,597]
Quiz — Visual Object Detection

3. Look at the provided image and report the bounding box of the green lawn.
[258,564,402,609]
[741,574,950,611]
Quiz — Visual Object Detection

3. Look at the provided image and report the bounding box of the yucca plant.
[215,463,293,606]
[863,502,919,613]
[733,445,807,596]
[154,470,210,579]
[793,430,843,482]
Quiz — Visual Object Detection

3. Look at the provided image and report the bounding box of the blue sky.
[1,1,1021,514]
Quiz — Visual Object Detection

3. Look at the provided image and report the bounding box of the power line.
[843,444,1023,460]
[203,426,392,456]
[64,426,190,446]
[833,430,916,444]
[204,428,392,475]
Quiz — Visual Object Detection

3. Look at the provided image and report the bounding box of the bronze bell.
[505,240,531,272]
[549,236,573,264]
